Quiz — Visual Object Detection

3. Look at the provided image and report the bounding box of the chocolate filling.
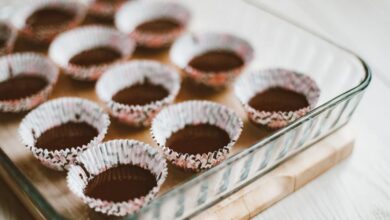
[0,74,48,101]
[26,7,75,30]
[36,122,98,150]
[135,18,181,34]
[0,38,6,49]
[112,80,169,106]
[188,50,244,73]
[69,46,122,67]
[84,164,157,202]
[248,87,309,112]
[166,124,231,155]
[96,0,127,4]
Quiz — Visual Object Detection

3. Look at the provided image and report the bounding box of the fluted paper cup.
[115,0,190,48]
[151,100,243,172]
[19,97,110,171]
[170,32,254,88]
[67,139,167,216]
[49,25,136,80]
[0,53,59,112]
[10,0,87,42]
[96,60,181,127]
[234,68,320,129]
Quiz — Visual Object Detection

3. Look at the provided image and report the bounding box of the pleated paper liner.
[115,0,190,48]
[234,68,320,129]
[18,97,110,171]
[10,0,87,43]
[170,32,254,88]
[49,25,136,81]
[151,100,243,172]
[87,0,127,19]
[0,53,59,112]
[67,139,168,216]
[96,60,181,127]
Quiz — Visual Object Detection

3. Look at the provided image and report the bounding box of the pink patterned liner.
[10,0,87,43]
[49,25,136,81]
[170,32,254,88]
[151,100,243,172]
[18,97,110,171]
[67,139,168,216]
[115,1,191,48]
[0,21,17,55]
[0,53,59,112]
[234,68,321,129]
[87,0,127,18]
[96,60,181,127]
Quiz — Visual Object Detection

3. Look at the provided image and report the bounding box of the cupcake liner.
[170,32,254,87]
[151,100,243,172]
[67,139,168,216]
[87,0,128,18]
[0,53,59,112]
[115,1,190,48]
[96,60,181,127]
[49,25,136,81]
[0,21,17,55]
[18,97,110,171]
[234,68,320,129]
[10,0,87,43]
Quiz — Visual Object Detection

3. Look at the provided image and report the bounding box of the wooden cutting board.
[193,125,354,220]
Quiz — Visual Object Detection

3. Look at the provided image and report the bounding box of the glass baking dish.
[0,0,371,219]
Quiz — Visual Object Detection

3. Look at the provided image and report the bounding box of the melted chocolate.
[36,122,98,150]
[0,74,48,101]
[188,50,244,73]
[85,164,157,202]
[249,87,309,112]
[136,18,181,34]
[0,38,6,49]
[26,7,75,30]
[166,124,231,155]
[69,46,121,67]
[112,81,169,106]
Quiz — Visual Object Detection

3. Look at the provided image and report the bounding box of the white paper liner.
[10,0,87,42]
[96,60,181,127]
[67,139,168,216]
[49,25,136,81]
[0,21,17,55]
[115,0,190,48]
[18,97,110,171]
[0,53,59,112]
[151,100,243,172]
[170,32,254,87]
[234,68,321,129]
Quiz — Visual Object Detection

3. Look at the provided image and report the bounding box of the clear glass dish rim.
[0,0,372,219]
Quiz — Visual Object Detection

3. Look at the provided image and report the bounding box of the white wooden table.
[1,0,389,219]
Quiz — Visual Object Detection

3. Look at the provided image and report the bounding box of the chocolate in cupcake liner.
[170,32,254,88]
[18,97,110,171]
[10,0,87,43]
[151,100,243,172]
[96,60,181,127]
[234,68,320,129]
[0,53,59,112]
[0,21,17,55]
[49,25,136,80]
[67,139,167,216]
[115,1,190,48]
